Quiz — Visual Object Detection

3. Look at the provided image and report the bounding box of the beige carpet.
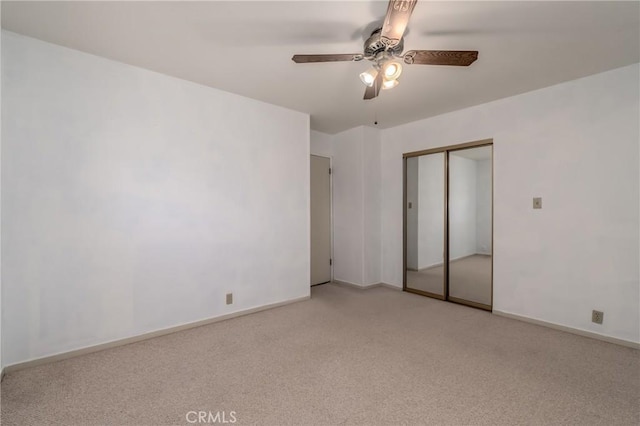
[407,264,445,296]
[449,254,492,305]
[407,255,492,305]
[1,284,639,425]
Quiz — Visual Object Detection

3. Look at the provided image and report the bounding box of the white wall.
[1,31,310,366]
[417,153,445,269]
[331,126,381,286]
[448,155,477,260]
[332,127,365,285]
[476,159,492,255]
[310,130,332,158]
[381,64,640,343]
[362,126,381,285]
[0,19,3,373]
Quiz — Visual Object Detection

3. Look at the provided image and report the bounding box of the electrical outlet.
[592,310,604,324]
[226,293,233,305]
[533,197,542,209]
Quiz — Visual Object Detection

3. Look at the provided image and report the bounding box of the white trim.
[3,295,310,375]
[416,253,490,271]
[378,282,402,291]
[332,279,371,289]
[493,310,640,350]
[416,261,444,271]
[332,280,401,291]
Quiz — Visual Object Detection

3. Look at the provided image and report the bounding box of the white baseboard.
[493,310,640,350]
[378,282,402,291]
[415,253,491,271]
[332,279,376,289]
[417,261,444,270]
[332,280,401,291]
[333,281,636,350]
[3,295,310,375]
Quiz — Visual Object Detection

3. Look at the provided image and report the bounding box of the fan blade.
[380,0,418,47]
[403,50,478,66]
[364,73,384,100]
[292,54,363,63]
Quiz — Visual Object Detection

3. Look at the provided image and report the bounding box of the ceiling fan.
[291,0,478,100]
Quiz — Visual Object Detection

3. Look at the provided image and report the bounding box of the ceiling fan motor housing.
[364,28,404,59]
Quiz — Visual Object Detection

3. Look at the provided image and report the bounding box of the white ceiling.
[2,1,639,134]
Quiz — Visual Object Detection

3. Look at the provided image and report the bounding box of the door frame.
[402,139,494,311]
[310,154,334,285]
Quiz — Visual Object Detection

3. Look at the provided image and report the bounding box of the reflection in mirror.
[448,146,492,307]
[405,152,445,297]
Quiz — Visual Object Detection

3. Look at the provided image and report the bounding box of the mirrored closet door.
[403,141,493,311]
[405,153,446,299]
[448,146,493,309]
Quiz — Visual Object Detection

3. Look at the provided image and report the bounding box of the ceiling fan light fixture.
[291,0,479,101]
[359,68,378,87]
[382,60,403,80]
[382,79,400,90]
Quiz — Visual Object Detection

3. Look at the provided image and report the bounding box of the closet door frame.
[402,138,493,311]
